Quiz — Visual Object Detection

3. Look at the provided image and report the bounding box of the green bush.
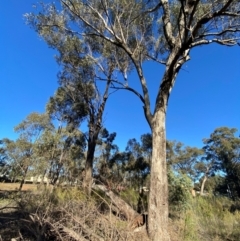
[168,171,193,212]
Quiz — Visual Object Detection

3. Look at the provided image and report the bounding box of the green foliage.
[182,209,199,241]
[193,196,240,241]
[168,170,193,211]
[14,112,53,141]
[167,141,203,182]
[46,85,89,126]
[120,187,140,211]
[168,195,240,241]
[195,175,225,194]
[203,127,240,199]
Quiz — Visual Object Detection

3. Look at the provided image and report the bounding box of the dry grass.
[0,186,149,241]
[1,184,240,241]
[0,183,38,191]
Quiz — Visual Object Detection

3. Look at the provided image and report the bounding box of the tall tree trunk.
[52,150,64,186]
[83,140,96,195]
[83,79,111,195]
[19,166,29,191]
[200,175,208,196]
[148,109,170,241]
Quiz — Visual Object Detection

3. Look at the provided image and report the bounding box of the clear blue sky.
[1,1,240,150]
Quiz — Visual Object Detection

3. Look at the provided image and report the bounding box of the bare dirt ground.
[0,183,38,191]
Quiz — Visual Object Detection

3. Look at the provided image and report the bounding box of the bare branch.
[188,0,201,29]
[221,11,240,17]
[195,27,240,39]
[97,77,145,104]
[132,60,153,126]
[146,54,166,65]
[61,0,117,44]
[86,2,117,38]
[218,0,235,14]
[143,2,162,14]
[161,0,175,49]
[190,38,240,47]
[192,0,240,38]
[111,85,145,104]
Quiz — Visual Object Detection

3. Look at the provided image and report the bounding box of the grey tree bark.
[148,110,170,240]
[200,175,208,196]
[83,138,97,195]
[83,80,111,195]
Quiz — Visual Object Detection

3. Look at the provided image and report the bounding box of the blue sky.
[1,1,240,150]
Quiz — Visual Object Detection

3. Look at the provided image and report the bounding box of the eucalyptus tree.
[194,158,217,195]
[28,10,124,195]
[95,128,123,188]
[46,71,115,192]
[11,112,53,189]
[14,112,53,141]
[0,140,6,163]
[26,1,240,240]
[35,125,85,185]
[124,137,151,189]
[2,138,32,189]
[202,127,240,198]
[141,133,153,162]
[168,141,203,182]
[0,140,8,179]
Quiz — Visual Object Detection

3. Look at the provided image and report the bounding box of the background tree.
[33,16,124,194]
[35,125,86,186]
[202,127,240,199]
[194,158,218,196]
[26,1,240,240]
[1,113,52,190]
[94,128,120,188]
[2,138,32,190]
[0,140,9,180]
[167,141,203,182]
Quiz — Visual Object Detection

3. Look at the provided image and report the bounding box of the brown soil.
[0,183,38,191]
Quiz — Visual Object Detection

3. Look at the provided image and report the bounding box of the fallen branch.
[61,226,88,241]
[0,206,18,211]
[94,184,139,221]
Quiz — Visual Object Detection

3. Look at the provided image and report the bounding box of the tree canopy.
[24,1,240,240]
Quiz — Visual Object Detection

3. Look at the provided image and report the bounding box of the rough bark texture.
[200,175,208,196]
[148,109,170,241]
[83,81,110,195]
[83,141,96,195]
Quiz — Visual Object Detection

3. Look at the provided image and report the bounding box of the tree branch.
[194,27,240,39]
[188,0,201,29]
[161,0,175,49]
[146,54,166,65]
[190,38,240,47]
[132,61,153,126]
[111,86,145,104]
[97,77,145,104]
[191,0,239,38]
[61,0,118,44]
